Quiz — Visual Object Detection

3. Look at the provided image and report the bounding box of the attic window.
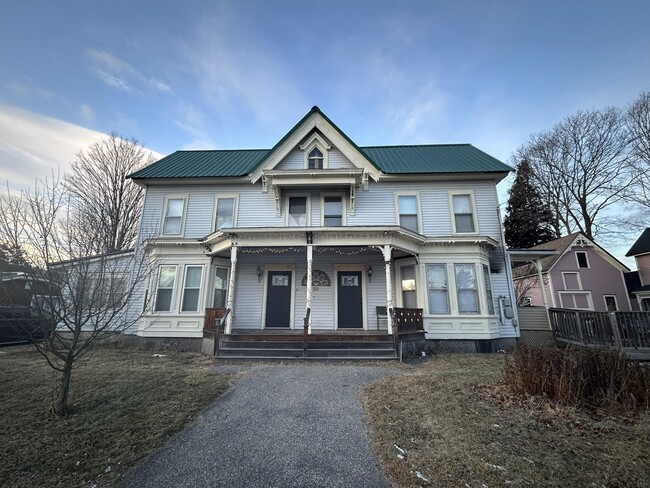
[308,148,324,169]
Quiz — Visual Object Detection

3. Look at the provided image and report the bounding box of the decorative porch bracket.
[225,245,238,334]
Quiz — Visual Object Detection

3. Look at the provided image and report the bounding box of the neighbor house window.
[562,272,581,290]
[397,195,419,232]
[482,265,495,314]
[576,251,589,268]
[400,265,417,308]
[559,292,592,310]
[162,198,186,235]
[455,264,479,314]
[181,266,203,312]
[323,196,343,226]
[604,295,618,312]
[212,267,230,308]
[426,264,449,314]
[451,193,476,233]
[288,196,308,226]
[155,265,177,312]
[308,148,324,169]
[215,197,236,230]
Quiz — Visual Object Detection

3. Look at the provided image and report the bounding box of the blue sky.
[1,0,648,262]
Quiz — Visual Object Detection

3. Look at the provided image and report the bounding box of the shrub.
[504,345,650,412]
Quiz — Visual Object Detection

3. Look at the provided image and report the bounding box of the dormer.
[299,132,331,169]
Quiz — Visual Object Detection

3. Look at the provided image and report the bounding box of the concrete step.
[307,348,396,358]
[222,340,394,350]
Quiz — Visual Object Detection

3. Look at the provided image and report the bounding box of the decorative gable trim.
[299,132,331,169]
[250,108,382,183]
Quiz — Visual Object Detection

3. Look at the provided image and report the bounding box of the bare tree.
[0,175,152,416]
[517,108,633,240]
[624,91,650,228]
[65,132,155,254]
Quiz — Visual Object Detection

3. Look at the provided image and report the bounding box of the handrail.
[389,308,398,357]
[213,308,230,357]
[303,307,311,358]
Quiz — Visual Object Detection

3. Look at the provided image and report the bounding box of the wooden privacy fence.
[548,308,650,359]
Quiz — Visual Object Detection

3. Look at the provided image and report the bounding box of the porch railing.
[390,307,425,358]
[204,307,230,357]
[549,308,650,355]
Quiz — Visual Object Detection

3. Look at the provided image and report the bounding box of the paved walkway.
[121,364,397,488]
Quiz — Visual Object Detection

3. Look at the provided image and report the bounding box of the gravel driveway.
[121,363,398,488]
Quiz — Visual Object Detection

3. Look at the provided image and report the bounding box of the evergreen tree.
[504,159,557,248]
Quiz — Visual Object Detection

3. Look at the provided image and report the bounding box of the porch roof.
[200,226,499,256]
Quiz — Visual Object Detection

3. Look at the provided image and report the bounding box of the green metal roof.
[129,106,513,179]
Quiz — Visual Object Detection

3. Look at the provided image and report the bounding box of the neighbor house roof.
[129,106,513,179]
[626,228,650,257]
[624,271,642,294]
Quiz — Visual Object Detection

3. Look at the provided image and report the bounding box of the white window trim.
[561,271,583,290]
[603,294,619,312]
[425,263,451,315]
[285,193,311,227]
[454,263,481,315]
[320,192,347,226]
[575,251,590,268]
[558,290,594,310]
[210,265,230,309]
[212,194,239,232]
[394,192,423,234]
[300,132,331,169]
[180,265,205,313]
[154,264,178,313]
[448,190,479,235]
[161,195,188,236]
[481,264,496,315]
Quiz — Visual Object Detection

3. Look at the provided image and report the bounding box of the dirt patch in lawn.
[362,354,650,487]
[0,345,230,488]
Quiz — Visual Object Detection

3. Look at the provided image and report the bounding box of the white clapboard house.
[126,107,518,358]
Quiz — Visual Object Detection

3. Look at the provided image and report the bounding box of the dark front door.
[265,271,292,328]
[337,271,363,328]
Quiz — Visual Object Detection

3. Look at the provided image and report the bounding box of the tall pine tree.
[504,159,557,248]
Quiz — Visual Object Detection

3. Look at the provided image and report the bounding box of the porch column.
[383,245,394,334]
[535,258,549,309]
[306,244,313,334]
[225,245,238,334]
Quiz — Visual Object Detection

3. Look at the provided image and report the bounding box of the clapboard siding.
[140,180,504,241]
[517,307,551,331]
[275,147,356,171]
[232,251,390,330]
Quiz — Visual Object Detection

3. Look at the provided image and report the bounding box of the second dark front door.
[265,271,292,328]
[337,271,363,328]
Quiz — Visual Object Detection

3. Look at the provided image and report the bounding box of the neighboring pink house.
[625,228,650,311]
[512,233,631,312]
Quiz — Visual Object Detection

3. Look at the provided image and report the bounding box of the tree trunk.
[54,357,74,416]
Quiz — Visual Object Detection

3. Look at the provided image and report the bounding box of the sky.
[0,0,648,265]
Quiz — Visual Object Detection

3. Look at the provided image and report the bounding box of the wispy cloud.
[86,48,171,95]
[179,10,307,125]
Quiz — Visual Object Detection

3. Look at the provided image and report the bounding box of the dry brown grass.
[0,345,229,487]
[363,354,650,487]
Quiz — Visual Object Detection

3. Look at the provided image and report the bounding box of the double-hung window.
[323,196,343,226]
[162,198,186,235]
[155,265,177,312]
[455,264,479,314]
[288,196,308,226]
[451,193,476,233]
[426,264,449,314]
[397,195,419,232]
[482,265,495,314]
[181,266,203,312]
[212,267,230,308]
[215,197,236,230]
[308,148,324,169]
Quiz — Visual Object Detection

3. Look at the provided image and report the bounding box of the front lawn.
[0,345,229,487]
[363,354,650,487]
